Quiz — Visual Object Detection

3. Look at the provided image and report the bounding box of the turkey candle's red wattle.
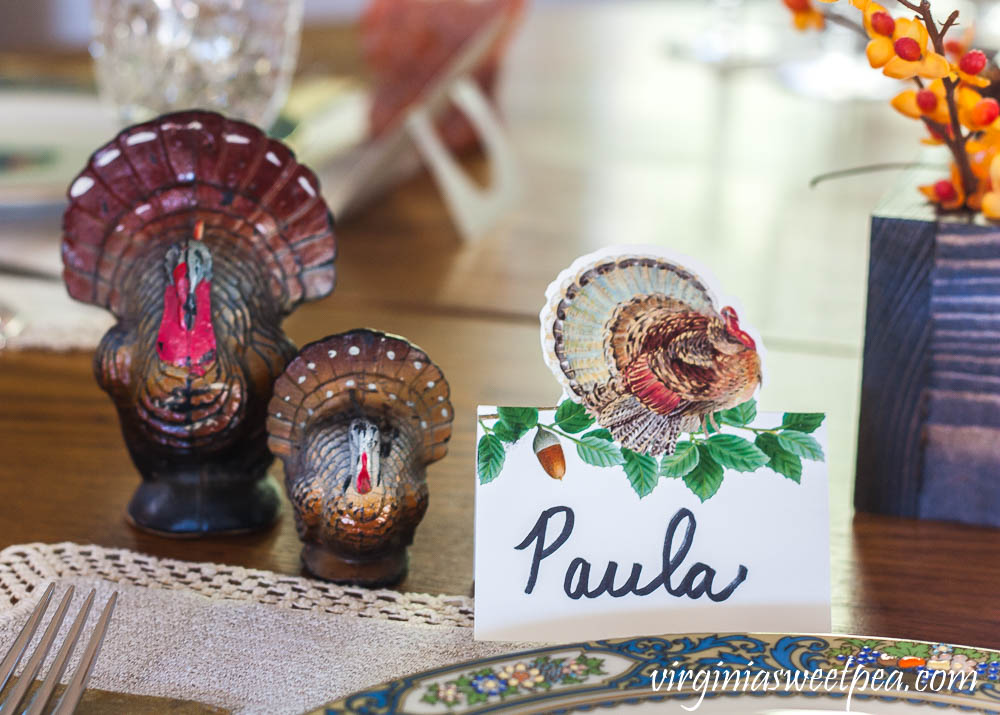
[155,262,217,376]
[356,452,372,494]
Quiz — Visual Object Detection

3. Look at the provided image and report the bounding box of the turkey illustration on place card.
[474,247,831,642]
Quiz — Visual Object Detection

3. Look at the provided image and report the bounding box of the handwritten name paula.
[515,506,748,602]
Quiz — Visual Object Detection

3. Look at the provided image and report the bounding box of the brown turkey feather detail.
[580,299,761,456]
[63,110,336,317]
[60,110,337,534]
[267,330,453,584]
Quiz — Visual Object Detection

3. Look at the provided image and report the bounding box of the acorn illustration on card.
[477,248,826,501]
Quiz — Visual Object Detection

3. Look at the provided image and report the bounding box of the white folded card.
[474,246,831,643]
[473,403,831,642]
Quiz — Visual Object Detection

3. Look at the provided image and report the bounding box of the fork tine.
[1,586,75,713]
[50,592,117,715]
[0,583,54,694]
[23,590,95,715]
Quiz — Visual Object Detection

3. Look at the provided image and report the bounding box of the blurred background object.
[1,0,998,647]
[90,0,305,129]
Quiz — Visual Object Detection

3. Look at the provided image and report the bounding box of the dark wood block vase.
[857,173,1000,528]
[61,110,337,536]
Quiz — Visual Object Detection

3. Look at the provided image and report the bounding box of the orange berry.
[972,98,1000,126]
[916,89,938,112]
[870,11,895,37]
[934,180,958,202]
[960,49,987,75]
[894,37,922,61]
[783,0,811,11]
[897,657,926,669]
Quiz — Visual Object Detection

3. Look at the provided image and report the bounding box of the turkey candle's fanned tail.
[62,110,336,318]
[266,329,453,466]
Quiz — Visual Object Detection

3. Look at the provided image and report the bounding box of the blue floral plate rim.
[307,632,1000,714]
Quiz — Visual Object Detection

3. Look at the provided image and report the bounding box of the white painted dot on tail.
[426,381,435,389]
[307,362,315,370]
[297,176,316,197]
[186,121,203,130]
[368,383,376,391]
[441,408,448,417]
[389,393,397,400]
[406,401,415,407]
[95,148,120,167]
[69,176,94,198]
[136,204,151,214]
[328,349,337,358]
[386,351,395,360]
[348,346,360,356]
[297,376,306,384]
[284,395,290,402]
[438,396,445,402]
[224,133,250,144]
[307,408,314,416]
[413,361,423,370]
[345,379,356,388]
[276,412,282,418]
[421,421,428,428]
[265,151,281,166]
[125,130,156,145]
[326,390,333,398]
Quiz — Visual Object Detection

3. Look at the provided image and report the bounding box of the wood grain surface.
[0,2,998,650]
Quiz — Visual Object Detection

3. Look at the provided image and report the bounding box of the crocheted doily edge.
[0,542,474,628]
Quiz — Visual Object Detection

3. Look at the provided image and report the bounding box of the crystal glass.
[90,0,304,129]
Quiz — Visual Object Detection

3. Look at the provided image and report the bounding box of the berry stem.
[821,10,866,36]
[898,0,978,200]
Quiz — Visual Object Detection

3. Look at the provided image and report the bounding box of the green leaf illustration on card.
[553,400,594,433]
[491,420,522,443]
[705,433,769,472]
[498,406,538,429]
[576,434,624,467]
[480,404,824,499]
[777,430,825,461]
[718,399,757,427]
[781,412,825,433]
[683,445,724,502]
[623,449,659,498]
[477,434,506,484]
[755,433,802,483]
[659,441,699,478]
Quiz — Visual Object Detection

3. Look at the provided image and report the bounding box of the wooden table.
[1,2,998,649]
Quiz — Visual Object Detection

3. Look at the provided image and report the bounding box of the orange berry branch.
[783,0,1000,217]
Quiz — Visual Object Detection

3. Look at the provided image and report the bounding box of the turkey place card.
[473,248,831,642]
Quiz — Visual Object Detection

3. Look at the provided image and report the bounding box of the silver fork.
[0,583,118,714]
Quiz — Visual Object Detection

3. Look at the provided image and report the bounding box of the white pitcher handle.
[405,76,519,241]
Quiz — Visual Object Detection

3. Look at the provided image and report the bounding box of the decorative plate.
[310,632,1000,714]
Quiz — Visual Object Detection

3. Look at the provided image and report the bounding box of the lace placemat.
[0,542,474,628]
[0,544,521,714]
